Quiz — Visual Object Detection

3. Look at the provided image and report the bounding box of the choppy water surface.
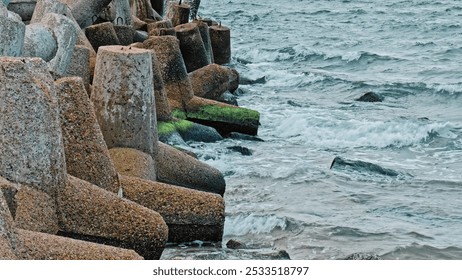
[162,0,462,260]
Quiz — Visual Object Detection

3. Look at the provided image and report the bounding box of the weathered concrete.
[23,24,58,62]
[56,77,120,193]
[109,148,157,182]
[17,229,144,260]
[149,48,173,121]
[70,0,113,28]
[209,24,231,65]
[193,19,213,63]
[175,22,210,72]
[189,63,237,101]
[165,2,189,27]
[91,46,156,155]
[41,12,79,76]
[85,22,121,52]
[148,27,176,36]
[57,175,168,259]
[0,178,18,260]
[130,0,162,21]
[13,185,59,234]
[143,35,193,110]
[111,0,132,26]
[0,57,66,199]
[0,10,25,56]
[30,0,72,24]
[156,142,225,195]
[5,0,36,21]
[64,45,92,93]
[120,175,225,242]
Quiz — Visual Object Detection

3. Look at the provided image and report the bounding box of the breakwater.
[0,0,259,260]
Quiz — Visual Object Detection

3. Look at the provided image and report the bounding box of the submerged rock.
[344,252,381,260]
[227,146,252,156]
[355,91,383,102]
[226,239,247,249]
[330,156,404,177]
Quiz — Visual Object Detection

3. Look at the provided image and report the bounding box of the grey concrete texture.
[156,142,226,196]
[23,24,58,62]
[57,175,168,259]
[12,184,59,234]
[40,12,79,76]
[0,57,67,199]
[30,0,72,24]
[0,178,18,259]
[6,0,36,21]
[64,45,92,92]
[109,148,156,182]
[70,0,113,28]
[16,229,144,260]
[175,22,210,72]
[91,45,155,155]
[0,11,25,56]
[56,77,120,193]
[193,19,214,64]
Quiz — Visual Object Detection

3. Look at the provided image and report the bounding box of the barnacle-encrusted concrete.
[56,77,120,193]
[109,148,156,182]
[119,175,225,242]
[57,175,168,259]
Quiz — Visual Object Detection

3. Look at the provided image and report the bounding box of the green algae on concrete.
[157,119,195,137]
[185,105,260,136]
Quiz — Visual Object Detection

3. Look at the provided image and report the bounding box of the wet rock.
[229,132,264,142]
[240,76,266,85]
[344,252,381,260]
[219,91,238,106]
[226,239,247,249]
[227,146,252,156]
[330,156,403,177]
[287,100,303,107]
[356,91,383,102]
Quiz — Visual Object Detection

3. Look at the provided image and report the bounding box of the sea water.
[161,0,462,260]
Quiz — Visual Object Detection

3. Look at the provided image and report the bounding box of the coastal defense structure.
[0,0,258,259]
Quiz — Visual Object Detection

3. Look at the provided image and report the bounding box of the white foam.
[224,214,288,236]
[274,113,455,149]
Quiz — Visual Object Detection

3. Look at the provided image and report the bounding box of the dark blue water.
[162,0,462,260]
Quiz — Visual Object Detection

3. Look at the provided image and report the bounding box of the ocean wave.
[381,244,462,260]
[274,114,454,149]
[328,226,390,238]
[224,214,297,236]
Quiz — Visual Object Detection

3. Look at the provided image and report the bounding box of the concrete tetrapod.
[156,142,226,196]
[131,42,222,143]
[0,57,66,199]
[56,77,120,193]
[109,148,157,182]
[91,45,156,156]
[189,63,239,101]
[119,175,224,243]
[192,18,214,64]
[0,8,25,56]
[0,180,18,259]
[165,2,189,27]
[175,22,210,72]
[58,175,168,259]
[209,23,231,65]
[144,35,259,136]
